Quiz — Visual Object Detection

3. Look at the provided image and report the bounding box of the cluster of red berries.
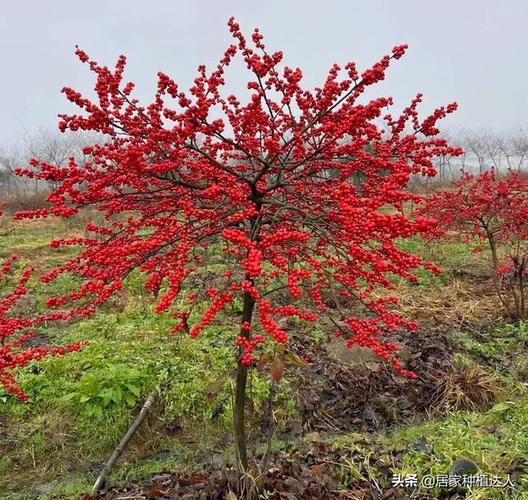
[0,255,86,400]
[189,292,233,338]
[236,334,265,366]
[243,248,263,277]
[259,300,287,343]
[259,229,309,249]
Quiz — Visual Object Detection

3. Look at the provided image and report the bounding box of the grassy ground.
[1,217,527,499]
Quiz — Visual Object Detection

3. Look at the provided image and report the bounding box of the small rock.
[450,458,479,476]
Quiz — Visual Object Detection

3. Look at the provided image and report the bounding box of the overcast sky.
[1,0,526,144]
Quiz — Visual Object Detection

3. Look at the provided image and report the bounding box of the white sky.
[0,0,526,143]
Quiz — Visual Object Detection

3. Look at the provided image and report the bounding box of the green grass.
[451,322,528,390]
[1,289,247,478]
[392,237,485,288]
[380,397,528,498]
[330,393,528,498]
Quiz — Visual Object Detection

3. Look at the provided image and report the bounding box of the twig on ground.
[91,388,159,495]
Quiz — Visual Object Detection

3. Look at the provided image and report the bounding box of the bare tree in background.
[23,129,98,192]
[0,144,23,198]
[461,129,488,175]
[481,130,503,174]
[0,129,101,210]
[510,128,528,171]
[438,128,528,180]
[438,129,461,182]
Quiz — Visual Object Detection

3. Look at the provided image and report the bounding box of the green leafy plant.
[61,364,147,419]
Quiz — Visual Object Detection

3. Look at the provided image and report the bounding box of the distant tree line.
[1,127,527,205]
[408,127,528,191]
[443,128,527,174]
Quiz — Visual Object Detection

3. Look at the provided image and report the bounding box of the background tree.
[420,169,528,320]
[0,145,23,200]
[510,127,528,171]
[0,129,99,212]
[461,129,489,175]
[22,129,99,192]
[16,18,460,474]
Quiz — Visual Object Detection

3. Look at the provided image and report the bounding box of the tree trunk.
[486,230,513,317]
[234,286,255,471]
[488,233,499,271]
[234,190,262,472]
[518,264,526,319]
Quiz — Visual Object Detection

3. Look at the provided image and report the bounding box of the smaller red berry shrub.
[0,253,83,401]
[420,169,528,319]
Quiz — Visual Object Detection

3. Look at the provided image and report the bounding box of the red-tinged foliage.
[15,18,460,468]
[0,254,83,400]
[420,169,528,319]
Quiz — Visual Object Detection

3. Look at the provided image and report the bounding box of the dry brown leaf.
[270,357,284,382]
[310,463,326,477]
[257,351,272,371]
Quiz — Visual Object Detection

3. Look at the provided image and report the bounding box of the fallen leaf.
[191,472,208,484]
[270,357,284,382]
[146,485,168,497]
[258,351,272,370]
[204,378,225,402]
[304,431,321,442]
[310,463,326,477]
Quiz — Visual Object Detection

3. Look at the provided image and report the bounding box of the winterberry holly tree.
[420,169,528,320]
[16,18,459,469]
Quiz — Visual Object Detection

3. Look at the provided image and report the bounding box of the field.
[1,214,528,499]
